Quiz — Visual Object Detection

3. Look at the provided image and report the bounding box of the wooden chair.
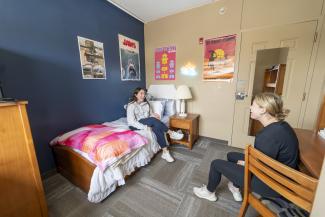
[238,145,318,217]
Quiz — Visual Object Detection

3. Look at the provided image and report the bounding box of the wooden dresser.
[0,101,47,217]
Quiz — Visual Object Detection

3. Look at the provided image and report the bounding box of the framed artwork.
[154,46,176,80]
[77,36,106,79]
[203,34,236,81]
[118,34,141,81]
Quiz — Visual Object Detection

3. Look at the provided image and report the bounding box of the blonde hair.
[254,93,289,121]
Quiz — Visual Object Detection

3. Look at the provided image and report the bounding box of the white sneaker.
[228,182,242,202]
[161,150,175,162]
[193,184,217,201]
[169,130,184,140]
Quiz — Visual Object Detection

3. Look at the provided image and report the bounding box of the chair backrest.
[239,145,318,217]
[316,95,325,132]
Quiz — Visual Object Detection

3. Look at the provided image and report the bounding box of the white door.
[231,21,317,148]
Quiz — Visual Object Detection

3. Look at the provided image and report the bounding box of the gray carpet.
[44,137,258,217]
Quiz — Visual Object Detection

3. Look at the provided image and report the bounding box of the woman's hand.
[237,160,245,166]
[152,113,161,120]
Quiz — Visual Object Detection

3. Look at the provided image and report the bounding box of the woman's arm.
[127,103,147,130]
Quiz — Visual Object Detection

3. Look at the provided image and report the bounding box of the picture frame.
[118,34,141,81]
[77,36,107,80]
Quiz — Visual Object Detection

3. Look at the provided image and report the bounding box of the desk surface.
[294,128,325,179]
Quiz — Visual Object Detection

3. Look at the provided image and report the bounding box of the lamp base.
[178,113,188,118]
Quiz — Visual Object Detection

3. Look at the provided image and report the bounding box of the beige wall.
[241,0,324,29]
[145,0,325,141]
[145,0,242,141]
[311,160,325,216]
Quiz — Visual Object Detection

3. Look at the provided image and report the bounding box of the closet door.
[231,21,317,148]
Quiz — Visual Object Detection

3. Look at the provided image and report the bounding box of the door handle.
[235,92,248,100]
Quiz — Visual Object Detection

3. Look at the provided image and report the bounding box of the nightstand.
[169,113,200,149]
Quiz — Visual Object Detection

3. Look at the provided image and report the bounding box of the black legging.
[129,117,169,148]
[207,152,245,192]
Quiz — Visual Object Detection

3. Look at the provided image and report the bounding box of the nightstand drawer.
[170,119,190,129]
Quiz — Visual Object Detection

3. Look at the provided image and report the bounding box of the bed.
[51,118,160,203]
[51,85,178,203]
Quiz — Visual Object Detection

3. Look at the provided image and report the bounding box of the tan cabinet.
[263,64,286,95]
[0,101,47,217]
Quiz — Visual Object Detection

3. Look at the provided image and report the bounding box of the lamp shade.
[176,85,192,99]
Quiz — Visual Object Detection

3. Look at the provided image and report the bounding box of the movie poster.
[203,35,236,81]
[77,36,106,79]
[154,46,176,80]
[118,34,140,81]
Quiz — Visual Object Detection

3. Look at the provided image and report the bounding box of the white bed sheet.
[85,117,160,203]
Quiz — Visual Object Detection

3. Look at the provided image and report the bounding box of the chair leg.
[238,200,249,217]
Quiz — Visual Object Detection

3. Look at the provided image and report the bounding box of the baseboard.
[198,135,228,146]
[41,168,57,180]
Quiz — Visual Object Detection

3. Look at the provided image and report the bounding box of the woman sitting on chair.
[127,87,183,163]
[193,92,299,202]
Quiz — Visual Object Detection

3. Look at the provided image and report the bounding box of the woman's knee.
[210,159,223,170]
[147,117,159,126]
[227,152,236,161]
[227,152,244,162]
[151,119,166,131]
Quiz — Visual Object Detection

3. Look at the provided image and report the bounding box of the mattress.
[78,117,160,203]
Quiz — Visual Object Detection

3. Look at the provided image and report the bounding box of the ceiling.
[107,0,216,23]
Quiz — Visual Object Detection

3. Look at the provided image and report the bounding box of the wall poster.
[154,46,176,80]
[203,34,236,81]
[119,34,141,81]
[77,36,106,79]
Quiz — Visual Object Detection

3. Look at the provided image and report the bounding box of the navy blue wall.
[0,0,145,173]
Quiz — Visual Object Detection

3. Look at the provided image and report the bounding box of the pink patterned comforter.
[51,124,148,171]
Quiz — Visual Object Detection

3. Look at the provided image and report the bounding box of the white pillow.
[164,100,176,116]
[148,100,165,118]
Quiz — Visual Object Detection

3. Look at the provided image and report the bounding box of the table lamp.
[176,85,192,117]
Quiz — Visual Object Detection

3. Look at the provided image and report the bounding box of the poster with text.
[155,46,176,80]
[203,35,236,81]
[78,36,106,79]
[119,34,140,81]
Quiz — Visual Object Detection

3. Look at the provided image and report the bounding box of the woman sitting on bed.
[193,92,299,202]
[127,87,184,163]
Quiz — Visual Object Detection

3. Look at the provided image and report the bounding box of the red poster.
[203,35,236,81]
[155,46,176,80]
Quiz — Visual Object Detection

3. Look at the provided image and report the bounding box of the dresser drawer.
[170,118,190,129]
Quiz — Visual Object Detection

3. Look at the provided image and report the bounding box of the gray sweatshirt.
[127,101,153,130]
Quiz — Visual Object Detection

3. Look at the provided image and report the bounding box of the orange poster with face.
[203,35,236,81]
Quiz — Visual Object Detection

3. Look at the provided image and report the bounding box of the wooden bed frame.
[52,144,157,194]
[52,145,95,192]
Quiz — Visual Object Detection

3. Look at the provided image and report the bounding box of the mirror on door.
[249,47,289,136]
